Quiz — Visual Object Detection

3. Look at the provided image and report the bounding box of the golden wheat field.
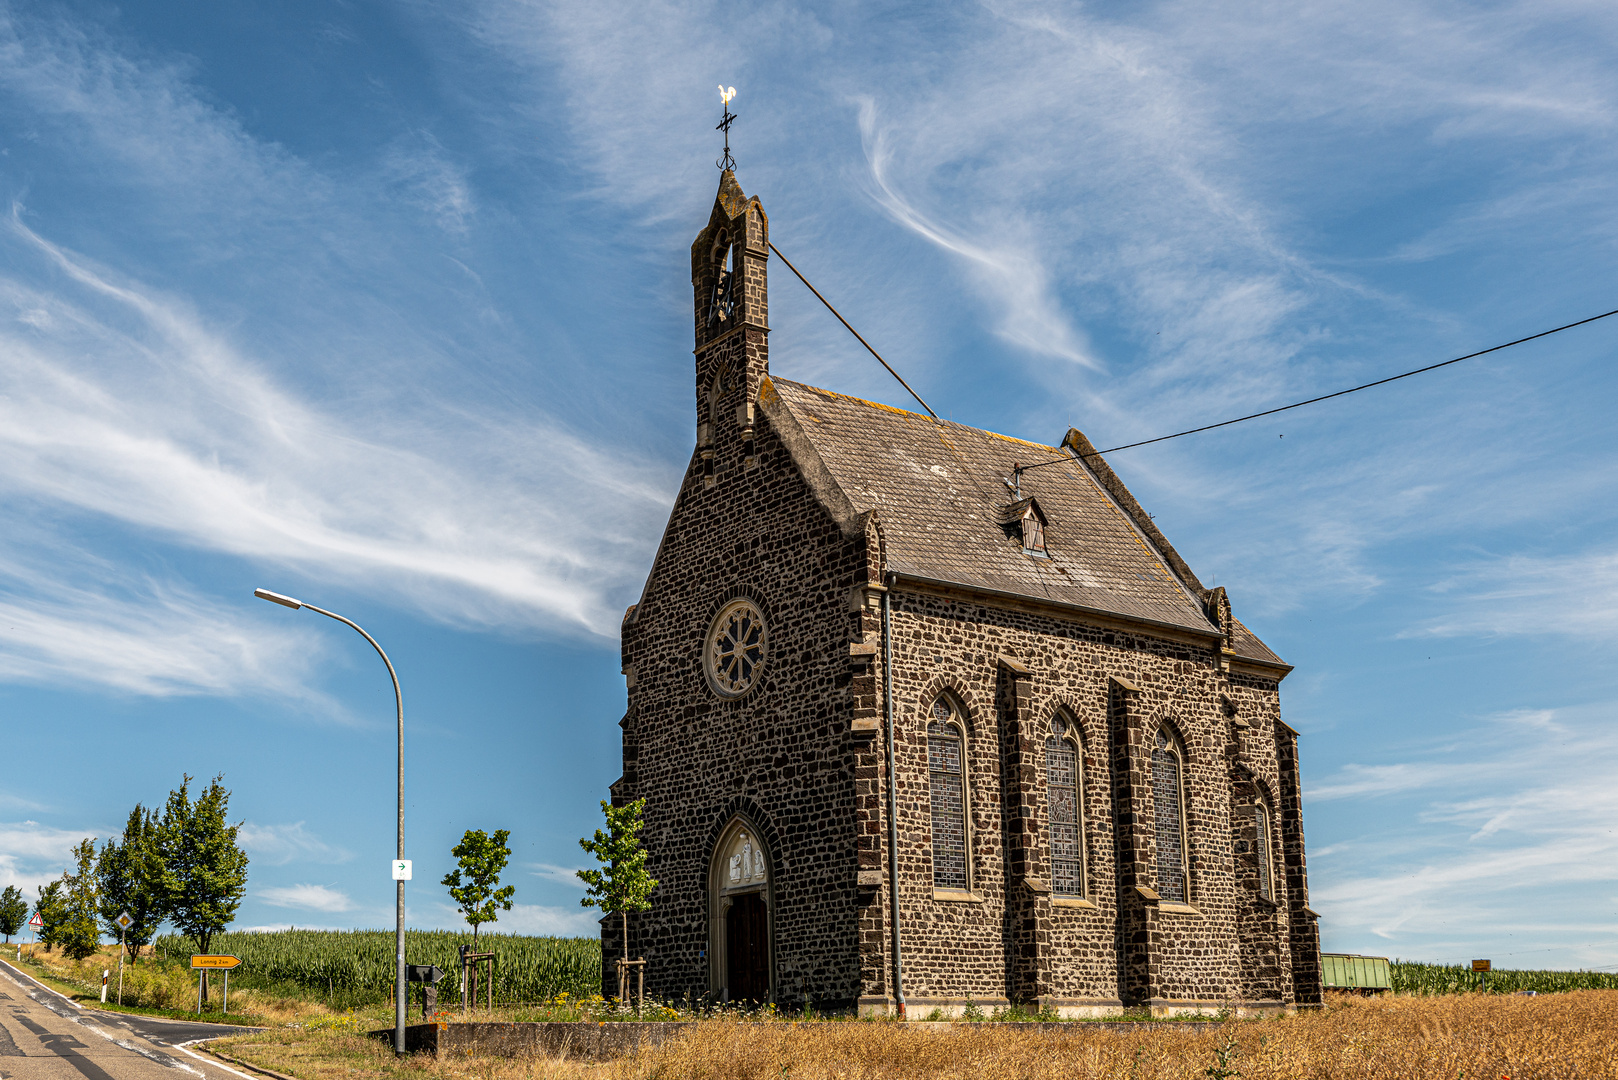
[216,990,1618,1080]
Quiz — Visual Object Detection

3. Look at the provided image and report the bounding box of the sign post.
[114,912,133,1005]
[191,955,242,1015]
[1472,958,1491,993]
[27,911,41,946]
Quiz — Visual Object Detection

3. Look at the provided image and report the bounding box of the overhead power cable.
[1009,306,1618,475]
[769,242,939,419]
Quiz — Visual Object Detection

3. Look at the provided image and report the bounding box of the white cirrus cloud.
[0,821,101,896]
[1307,702,1618,967]
[257,884,355,913]
[438,901,598,938]
[0,211,674,677]
[238,823,353,867]
[1404,549,1618,640]
[528,863,588,888]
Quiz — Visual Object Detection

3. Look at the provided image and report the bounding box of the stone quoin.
[604,168,1323,1017]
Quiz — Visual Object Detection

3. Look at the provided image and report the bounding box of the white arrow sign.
[391,859,412,881]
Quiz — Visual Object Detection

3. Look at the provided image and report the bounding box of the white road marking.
[0,960,249,1076]
[175,1040,260,1080]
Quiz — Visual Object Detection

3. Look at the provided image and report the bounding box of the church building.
[606,168,1323,1016]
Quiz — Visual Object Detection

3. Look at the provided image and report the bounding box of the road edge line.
[0,956,263,1032]
[177,1040,266,1080]
[0,957,84,1009]
[182,1040,305,1080]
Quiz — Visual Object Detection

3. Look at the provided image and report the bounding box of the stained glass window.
[706,599,767,698]
[1152,729,1188,903]
[1047,715,1084,897]
[928,700,968,890]
[1254,802,1273,902]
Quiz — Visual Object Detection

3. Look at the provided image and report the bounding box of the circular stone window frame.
[705,598,769,699]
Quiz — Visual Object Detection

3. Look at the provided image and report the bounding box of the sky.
[0,0,1615,972]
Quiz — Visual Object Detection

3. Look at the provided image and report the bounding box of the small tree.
[0,885,26,943]
[441,829,516,946]
[576,799,657,996]
[58,838,103,960]
[35,880,66,951]
[97,804,166,962]
[159,774,248,1001]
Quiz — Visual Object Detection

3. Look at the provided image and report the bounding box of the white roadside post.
[255,588,409,1056]
[101,970,108,1003]
[115,911,133,1005]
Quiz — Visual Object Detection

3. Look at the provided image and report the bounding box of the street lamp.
[254,588,408,1056]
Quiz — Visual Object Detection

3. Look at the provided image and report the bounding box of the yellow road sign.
[1471,959,1491,972]
[190,954,242,970]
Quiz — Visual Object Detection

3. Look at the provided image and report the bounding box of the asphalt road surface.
[0,959,258,1080]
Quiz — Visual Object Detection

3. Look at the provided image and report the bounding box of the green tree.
[159,774,249,958]
[58,838,103,960]
[576,799,657,990]
[97,804,166,962]
[0,885,26,943]
[441,828,516,946]
[34,880,65,951]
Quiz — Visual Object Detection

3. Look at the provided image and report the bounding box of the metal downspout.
[882,582,905,1018]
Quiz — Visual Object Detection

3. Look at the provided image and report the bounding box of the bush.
[122,964,197,1010]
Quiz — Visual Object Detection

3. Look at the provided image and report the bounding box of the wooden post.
[637,957,644,1015]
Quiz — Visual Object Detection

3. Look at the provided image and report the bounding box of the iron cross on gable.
[717,85,737,171]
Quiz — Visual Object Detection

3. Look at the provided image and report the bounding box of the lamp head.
[254,588,303,610]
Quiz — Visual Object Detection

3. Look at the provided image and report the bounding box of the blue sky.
[1,0,1615,971]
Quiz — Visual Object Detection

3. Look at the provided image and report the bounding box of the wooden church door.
[726,892,769,1001]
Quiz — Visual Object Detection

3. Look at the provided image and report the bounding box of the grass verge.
[4,944,318,1027]
[205,990,1618,1080]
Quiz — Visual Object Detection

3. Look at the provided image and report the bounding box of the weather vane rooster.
[717,85,737,171]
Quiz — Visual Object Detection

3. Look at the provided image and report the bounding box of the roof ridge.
[767,377,1059,451]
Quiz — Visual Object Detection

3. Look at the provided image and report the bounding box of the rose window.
[706,599,767,698]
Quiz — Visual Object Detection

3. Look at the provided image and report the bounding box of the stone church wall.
[617,399,871,1008]
[874,590,1296,1013]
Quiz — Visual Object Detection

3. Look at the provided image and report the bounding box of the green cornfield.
[154,929,600,1005]
[1391,961,1618,995]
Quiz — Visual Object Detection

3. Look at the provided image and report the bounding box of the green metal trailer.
[1320,953,1392,994]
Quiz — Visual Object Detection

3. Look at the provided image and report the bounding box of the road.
[0,959,258,1080]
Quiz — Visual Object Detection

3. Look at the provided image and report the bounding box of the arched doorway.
[709,817,773,1003]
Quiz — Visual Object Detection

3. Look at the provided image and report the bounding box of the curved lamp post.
[254,588,407,1056]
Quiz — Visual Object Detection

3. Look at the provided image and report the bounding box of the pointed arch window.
[1152,727,1190,903]
[1046,713,1085,898]
[1253,799,1275,902]
[927,698,969,891]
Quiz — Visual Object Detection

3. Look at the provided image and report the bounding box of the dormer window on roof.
[997,497,1050,558]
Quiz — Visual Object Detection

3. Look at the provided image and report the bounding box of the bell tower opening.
[691,170,769,479]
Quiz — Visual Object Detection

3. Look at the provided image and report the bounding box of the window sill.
[1052,897,1096,910]
[1158,902,1201,916]
[933,889,985,904]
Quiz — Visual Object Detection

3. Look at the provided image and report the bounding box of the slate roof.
[759,377,1286,668]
